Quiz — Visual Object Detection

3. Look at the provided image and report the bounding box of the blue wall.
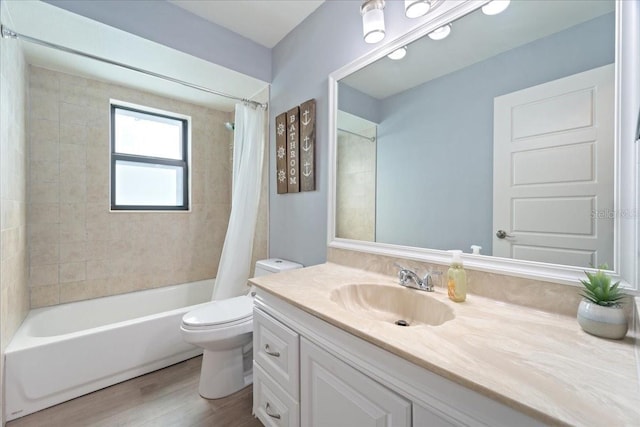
[269,1,442,267]
[375,13,615,255]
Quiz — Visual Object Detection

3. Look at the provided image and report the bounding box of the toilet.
[180,258,302,399]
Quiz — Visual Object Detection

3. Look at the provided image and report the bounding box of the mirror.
[332,0,627,274]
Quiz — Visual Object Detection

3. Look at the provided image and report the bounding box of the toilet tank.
[254,258,303,277]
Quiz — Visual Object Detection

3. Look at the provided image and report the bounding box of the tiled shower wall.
[336,129,376,241]
[27,66,266,308]
[0,2,30,423]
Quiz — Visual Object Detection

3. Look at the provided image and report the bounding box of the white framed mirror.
[328,0,639,289]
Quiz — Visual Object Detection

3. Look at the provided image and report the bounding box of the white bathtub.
[5,279,214,421]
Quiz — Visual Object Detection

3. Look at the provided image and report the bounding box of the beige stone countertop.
[250,263,640,427]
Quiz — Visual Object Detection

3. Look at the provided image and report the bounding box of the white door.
[493,64,614,268]
[300,338,411,427]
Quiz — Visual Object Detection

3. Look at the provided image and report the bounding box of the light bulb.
[387,47,407,60]
[482,0,510,16]
[361,1,386,44]
[428,23,451,41]
[405,0,431,18]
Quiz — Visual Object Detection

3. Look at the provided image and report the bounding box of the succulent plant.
[580,267,626,307]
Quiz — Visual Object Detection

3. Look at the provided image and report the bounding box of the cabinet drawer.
[254,308,300,397]
[254,362,300,427]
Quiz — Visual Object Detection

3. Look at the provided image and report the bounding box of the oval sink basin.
[329,284,455,327]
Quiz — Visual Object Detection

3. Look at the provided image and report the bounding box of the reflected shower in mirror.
[336,0,616,269]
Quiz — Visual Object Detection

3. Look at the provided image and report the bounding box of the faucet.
[394,263,435,292]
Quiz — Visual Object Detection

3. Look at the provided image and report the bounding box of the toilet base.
[198,348,252,399]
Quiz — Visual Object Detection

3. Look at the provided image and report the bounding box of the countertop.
[250,263,640,426]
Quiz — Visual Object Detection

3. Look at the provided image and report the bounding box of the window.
[110,104,189,210]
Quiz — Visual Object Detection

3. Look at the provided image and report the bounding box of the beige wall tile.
[59,220,86,242]
[86,259,116,280]
[59,242,87,263]
[60,280,107,304]
[30,141,59,163]
[1,228,19,261]
[2,28,31,426]
[30,242,59,266]
[30,181,59,204]
[60,202,86,223]
[30,264,58,287]
[59,178,86,203]
[30,159,59,184]
[30,89,59,121]
[30,284,60,308]
[29,66,60,92]
[59,262,87,283]
[25,66,268,308]
[60,123,88,146]
[29,203,59,224]
[86,126,109,146]
[30,118,59,145]
[29,222,59,245]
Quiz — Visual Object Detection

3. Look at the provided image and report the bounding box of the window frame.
[110,103,189,211]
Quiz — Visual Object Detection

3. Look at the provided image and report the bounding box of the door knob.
[496,230,514,239]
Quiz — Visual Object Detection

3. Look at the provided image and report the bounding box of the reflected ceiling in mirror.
[335,0,616,269]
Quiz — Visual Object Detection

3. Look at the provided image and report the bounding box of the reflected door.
[493,64,615,267]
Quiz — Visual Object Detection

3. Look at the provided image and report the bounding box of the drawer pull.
[265,402,281,419]
[264,344,280,357]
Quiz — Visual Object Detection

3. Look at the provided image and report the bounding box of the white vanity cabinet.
[253,291,544,427]
[300,338,411,427]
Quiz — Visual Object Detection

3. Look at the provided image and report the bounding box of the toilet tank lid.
[256,258,303,273]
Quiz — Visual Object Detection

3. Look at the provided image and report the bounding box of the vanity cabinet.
[253,291,543,427]
[300,338,411,427]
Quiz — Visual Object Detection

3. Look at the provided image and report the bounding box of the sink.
[329,284,455,327]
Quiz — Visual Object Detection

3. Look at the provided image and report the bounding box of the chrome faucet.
[394,263,434,292]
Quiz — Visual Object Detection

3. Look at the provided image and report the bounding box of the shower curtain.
[212,103,266,300]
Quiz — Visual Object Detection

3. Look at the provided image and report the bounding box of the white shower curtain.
[212,103,265,300]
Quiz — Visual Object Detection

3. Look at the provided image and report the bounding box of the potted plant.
[577,266,628,340]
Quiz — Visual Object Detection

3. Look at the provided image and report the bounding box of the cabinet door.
[413,403,460,427]
[300,338,411,427]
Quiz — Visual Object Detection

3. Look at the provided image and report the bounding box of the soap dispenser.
[447,250,467,302]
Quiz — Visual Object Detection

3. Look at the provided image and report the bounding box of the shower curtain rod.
[338,127,376,142]
[0,25,267,109]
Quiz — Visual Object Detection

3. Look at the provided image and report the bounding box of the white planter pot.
[577,300,628,340]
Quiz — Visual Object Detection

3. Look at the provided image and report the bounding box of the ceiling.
[3,1,298,111]
[342,0,615,100]
[168,0,325,49]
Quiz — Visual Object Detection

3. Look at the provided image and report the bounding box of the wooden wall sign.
[275,112,288,194]
[286,107,300,193]
[299,99,316,191]
[276,99,316,194]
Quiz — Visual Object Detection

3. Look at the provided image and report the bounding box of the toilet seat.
[182,295,253,329]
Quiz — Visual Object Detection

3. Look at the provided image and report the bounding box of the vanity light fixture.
[387,46,407,60]
[428,23,451,40]
[482,0,510,16]
[404,0,431,18]
[361,0,386,44]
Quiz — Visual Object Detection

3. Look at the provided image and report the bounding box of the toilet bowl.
[180,295,254,399]
[180,258,302,399]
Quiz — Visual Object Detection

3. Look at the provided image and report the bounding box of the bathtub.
[5,279,214,421]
